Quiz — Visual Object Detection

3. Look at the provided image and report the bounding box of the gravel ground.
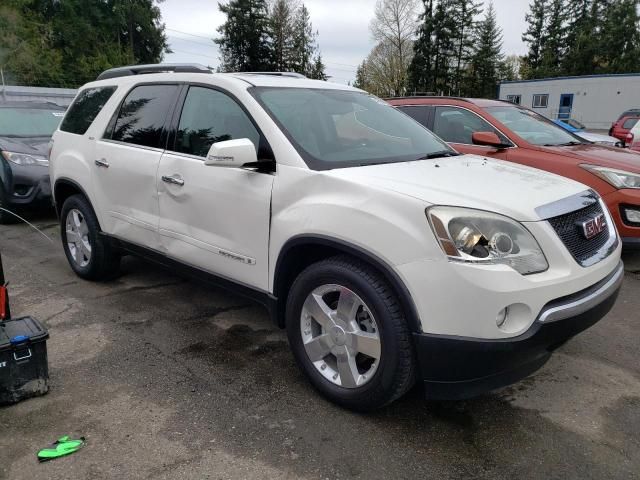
[0,214,639,480]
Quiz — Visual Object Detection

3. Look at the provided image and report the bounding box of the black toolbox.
[0,316,50,405]
[0,250,49,405]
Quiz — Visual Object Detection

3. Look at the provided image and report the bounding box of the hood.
[0,136,50,157]
[575,132,621,145]
[327,154,587,222]
[539,143,640,172]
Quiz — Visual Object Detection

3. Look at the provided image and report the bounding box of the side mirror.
[472,131,508,149]
[204,138,257,167]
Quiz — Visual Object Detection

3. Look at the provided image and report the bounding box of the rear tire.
[285,255,416,411]
[60,194,120,280]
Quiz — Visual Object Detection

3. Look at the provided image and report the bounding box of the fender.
[53,177,95,216]
[274,234,422,333]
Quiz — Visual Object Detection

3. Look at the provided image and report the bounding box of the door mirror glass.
[472,131,506,148]
[204,138,257,167]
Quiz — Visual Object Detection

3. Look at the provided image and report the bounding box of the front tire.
[60,194,120,280]
[286,255,416,411]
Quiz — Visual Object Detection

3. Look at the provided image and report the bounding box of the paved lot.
[1,214,639,479]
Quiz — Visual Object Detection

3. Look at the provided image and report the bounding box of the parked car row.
[551,118,622,147]
[0,101,66,223]
[45,65,626,410]
[388,97,640,247]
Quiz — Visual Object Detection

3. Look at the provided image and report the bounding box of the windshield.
[563,118,585,130]
[0,107,65,137]
[485,105,583,147]
[252,87,454,169]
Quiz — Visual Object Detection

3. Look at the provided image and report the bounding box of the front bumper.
[2,163,51,207]
[602,189,640,245]
[413,261,624,400]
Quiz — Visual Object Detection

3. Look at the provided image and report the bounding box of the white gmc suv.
[50,64,623,411]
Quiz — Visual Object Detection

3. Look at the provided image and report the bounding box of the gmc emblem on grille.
[579,213,606,240]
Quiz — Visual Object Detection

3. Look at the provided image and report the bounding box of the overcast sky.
[161,0,529,84]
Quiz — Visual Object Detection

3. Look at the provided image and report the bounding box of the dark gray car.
[0,101,66,223]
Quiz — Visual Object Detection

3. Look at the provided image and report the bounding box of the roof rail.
[233,72,307,79]
[385,95,473,103]
[96,63,212,81]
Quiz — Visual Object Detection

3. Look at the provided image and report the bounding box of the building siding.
[498,74,640,130]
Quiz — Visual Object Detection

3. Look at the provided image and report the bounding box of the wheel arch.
[273,235,422,333]
[53,177,94,217]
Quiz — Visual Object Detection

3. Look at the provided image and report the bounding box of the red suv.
[388,97,640,246]
[610,115,640,145]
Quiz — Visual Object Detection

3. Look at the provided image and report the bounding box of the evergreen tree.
[521,0,547,79]
[539,0,566,77]
[600,0,640,74]
[0,0,169,88]
[269,0,297,71]
[466,1,503,98]
[450,0,482,95]
[309,53,328,80]
[562,0,600,75]
[431,0,456,93]
[353,61,367,90]
[408,0,437,93]
[291,3,316,76]
[215,0,273,72]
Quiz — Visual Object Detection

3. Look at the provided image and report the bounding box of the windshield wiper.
[416,151,461,160]
[544,141,582,147]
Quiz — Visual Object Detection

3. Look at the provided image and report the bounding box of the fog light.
[496,307,508,328]
[624,207,640,224]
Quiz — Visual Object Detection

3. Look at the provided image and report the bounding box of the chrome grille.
[547,201,611,266]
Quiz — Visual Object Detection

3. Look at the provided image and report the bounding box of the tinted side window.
[110,84,178,148]
[397,106,428,127]
[60,86,116,135]
[175,87,260,157]
[433,106,508,145]
[623,118,638,129]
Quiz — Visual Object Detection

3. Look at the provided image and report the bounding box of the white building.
[498,74,640,130]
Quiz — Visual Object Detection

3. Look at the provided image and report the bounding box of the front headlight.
[427,206,549,275]
[581,164,640,189]
[1,151,49,166]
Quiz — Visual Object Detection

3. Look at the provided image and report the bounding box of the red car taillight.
[627,132,634,144]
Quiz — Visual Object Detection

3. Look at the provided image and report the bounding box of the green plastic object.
[37,435,85,462]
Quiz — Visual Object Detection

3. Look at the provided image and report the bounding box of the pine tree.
[600,0,640,74]
[431,0,456,94]
[408,0,437,93]
[353,61,369,90]
[539,0,566,77]
[562,0,600,75]
[309,53,328,80]
[521,0,548,79]
[269,0,297,71]
[291,3,317,76]
[466,1,504,98]
[450,0,482,95]
[215,0,273,72]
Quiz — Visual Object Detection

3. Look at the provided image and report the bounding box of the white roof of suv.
[90,63,355,92]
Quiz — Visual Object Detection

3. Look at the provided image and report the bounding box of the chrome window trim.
[98,138,165,154]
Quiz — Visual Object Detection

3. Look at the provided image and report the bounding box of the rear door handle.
[95,159,109,168]
[161,174,185,186]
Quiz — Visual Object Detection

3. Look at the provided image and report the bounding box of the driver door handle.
[161,174,185,187]
[94,159,109,168]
